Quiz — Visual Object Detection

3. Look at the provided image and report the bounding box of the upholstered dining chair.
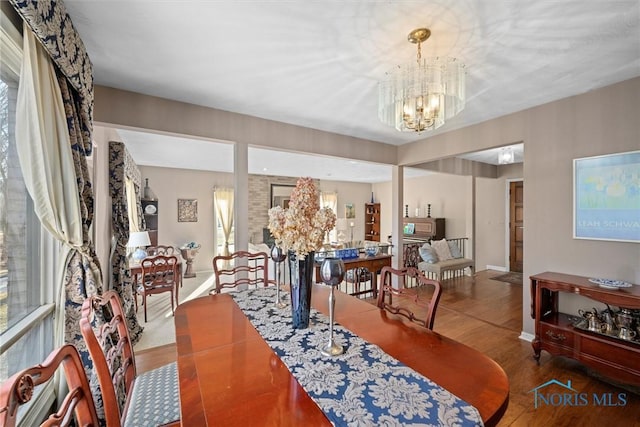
[138,255,179,322]
[377,266,442,330]
[80,291,180,427]
[211,250,270,294]
[0,344,99,427]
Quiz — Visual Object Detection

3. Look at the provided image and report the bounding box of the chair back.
[212,251,269,294]
[146,245,177,256]
[80,291,136,427]
[377,266,442,330]
[140,255,179,293]
[0,344,99,427]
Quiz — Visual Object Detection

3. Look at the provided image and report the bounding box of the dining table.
[174,284,509,426]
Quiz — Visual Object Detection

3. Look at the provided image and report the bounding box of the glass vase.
[288,251,315,329]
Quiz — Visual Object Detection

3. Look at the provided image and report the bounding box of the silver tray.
[573,319,639,344]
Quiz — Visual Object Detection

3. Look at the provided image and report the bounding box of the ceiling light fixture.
[378,28,466,133]
[498,147,515,165]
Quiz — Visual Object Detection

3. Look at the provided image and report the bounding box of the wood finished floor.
[136,270,640,427]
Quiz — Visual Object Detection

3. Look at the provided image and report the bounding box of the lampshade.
[127,231,151,247]
[379,28,466,133]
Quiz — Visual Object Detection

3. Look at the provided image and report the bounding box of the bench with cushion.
[417,237,474,281]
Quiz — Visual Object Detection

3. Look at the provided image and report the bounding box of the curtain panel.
[214,188,234,256]
[109,141,144,343]
[9,0,94,124]
[320,191,338,242]
[11,0,105,363]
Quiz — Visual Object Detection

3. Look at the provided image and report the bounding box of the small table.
[314,253,391,297]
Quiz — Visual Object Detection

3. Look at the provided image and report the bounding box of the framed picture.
[345,203,355,219]
[178,199,198,222]
[573,150,640,242]
[403,223,415,234]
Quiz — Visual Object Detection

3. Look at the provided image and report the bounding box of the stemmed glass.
[319,257,345,356]
[270,245,288,309]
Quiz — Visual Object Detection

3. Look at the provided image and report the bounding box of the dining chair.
[146,245,177,256]
[344,267,373,297]
[377,266,442,330]
[211,250,270,294]
[138,255,179,322]
[0,344,99,427]
[80,291,180,427]
[145,245,183,289]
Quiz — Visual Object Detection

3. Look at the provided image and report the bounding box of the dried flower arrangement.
[267,177,336,258]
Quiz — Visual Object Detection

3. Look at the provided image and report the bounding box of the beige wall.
[94,77,640,337]
[139,166,234,273]
[475,163,524,271]
[131,167,373,272]
[94,86,396,166]
[400,77,640,335]
[373,173,471,251]
[318,180,375,241]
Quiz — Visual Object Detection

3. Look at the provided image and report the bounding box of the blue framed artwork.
[573,150,640,242]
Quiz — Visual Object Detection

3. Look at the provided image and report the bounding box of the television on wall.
[573,150,640,243]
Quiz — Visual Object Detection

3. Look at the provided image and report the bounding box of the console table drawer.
[580,335,640,369]
[540,323,574,347]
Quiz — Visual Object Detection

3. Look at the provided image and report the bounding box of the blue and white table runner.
[231,288,483,426]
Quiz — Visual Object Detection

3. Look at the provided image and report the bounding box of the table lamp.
[127,231,151,263]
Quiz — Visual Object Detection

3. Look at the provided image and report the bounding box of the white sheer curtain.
[320,191,338,242]
[125,176,140,233]
[14,25,97,346]
[214,188,234,256]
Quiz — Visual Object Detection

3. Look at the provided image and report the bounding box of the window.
[1,10,57,422]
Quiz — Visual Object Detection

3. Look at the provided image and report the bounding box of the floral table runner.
[231,288,483,426]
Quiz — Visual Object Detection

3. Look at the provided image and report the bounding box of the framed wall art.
[345,203,355,219]
[178,198,198,222]
[573,150,639,242]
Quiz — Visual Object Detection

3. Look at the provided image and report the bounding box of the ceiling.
[67,1,639,180]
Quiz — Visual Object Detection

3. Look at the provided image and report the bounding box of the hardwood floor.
[136,270,640,427]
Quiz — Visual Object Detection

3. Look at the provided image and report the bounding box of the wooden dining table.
[174,284,509,426]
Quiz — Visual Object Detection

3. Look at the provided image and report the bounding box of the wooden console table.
[530,272,640,385]
[314,254,391,297]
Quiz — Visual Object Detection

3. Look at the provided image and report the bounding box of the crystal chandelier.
[378,28,466,133]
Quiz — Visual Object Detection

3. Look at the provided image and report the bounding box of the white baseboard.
[486,265,508,272]
[519,332,535,342]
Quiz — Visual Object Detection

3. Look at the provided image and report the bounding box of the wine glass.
[319,257,345,356]
[270,245,288,308]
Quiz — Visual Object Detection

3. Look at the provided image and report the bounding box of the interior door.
[509,181,524,273]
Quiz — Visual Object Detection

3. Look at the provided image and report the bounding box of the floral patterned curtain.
[109,141,144,343]
[9,0,103,362]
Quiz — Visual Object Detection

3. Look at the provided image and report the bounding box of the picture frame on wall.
[573,150,639,242]
[178,199,198,222]
[345,203,355,219]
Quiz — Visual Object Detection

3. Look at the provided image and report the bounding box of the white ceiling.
[68,1,639,180]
